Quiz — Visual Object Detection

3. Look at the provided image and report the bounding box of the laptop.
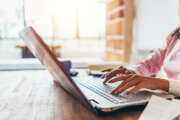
[19,26,174,114]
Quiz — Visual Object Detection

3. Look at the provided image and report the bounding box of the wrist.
[160,79,169,92]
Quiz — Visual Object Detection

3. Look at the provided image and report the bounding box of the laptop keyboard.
[74,76,150,104]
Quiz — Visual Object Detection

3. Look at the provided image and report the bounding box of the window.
[0,0,24,59]
[0,0,106,59]
[0,1,24,39]
[25,0,106,40]
[25,0,106,58]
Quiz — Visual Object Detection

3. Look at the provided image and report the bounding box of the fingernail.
[111,91,117,95]
[103,80,108,84]
[108,80,113,83]
[111,91,115,94]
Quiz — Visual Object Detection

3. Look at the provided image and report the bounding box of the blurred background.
[0,0,179,63]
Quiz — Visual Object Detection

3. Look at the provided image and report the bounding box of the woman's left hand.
[108,74,169,95]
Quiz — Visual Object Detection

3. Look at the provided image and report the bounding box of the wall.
[131,0,180,63]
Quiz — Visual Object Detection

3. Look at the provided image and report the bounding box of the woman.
[103,27,180,96]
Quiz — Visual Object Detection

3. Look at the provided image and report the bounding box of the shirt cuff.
[169,80,180,96]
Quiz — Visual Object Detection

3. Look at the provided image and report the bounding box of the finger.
[118,66,125,70]
[169,27,180,37]
[104,69,126,83]
[112,74,135,88]
[101,69,113,78]
[108,74,132,83]
[128,70,136,74]
[101,73,107,79]
[124,70,134,74]
[111,75,137,94]
[101,68,113,72]
[103,69,122,84]
[112,78,141,95]
[119,66,135,74]
[167,27,180,44]
[127,85,142,95]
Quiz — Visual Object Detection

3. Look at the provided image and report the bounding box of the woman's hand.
[108,74,169,95]
[102,66,136,84]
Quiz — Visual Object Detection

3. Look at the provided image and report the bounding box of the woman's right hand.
[102,66,136,84]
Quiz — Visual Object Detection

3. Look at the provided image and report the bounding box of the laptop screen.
[19,27,95,112]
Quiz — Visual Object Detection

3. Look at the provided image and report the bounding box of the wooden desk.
[0,70,143,120]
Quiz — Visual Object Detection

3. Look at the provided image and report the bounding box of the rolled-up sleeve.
[169,80,180,96]
[135,48,167,77]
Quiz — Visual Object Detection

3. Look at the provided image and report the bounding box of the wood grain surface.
[0,70,143,120]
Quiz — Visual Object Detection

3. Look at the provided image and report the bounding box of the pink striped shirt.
[136,27,180,80]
